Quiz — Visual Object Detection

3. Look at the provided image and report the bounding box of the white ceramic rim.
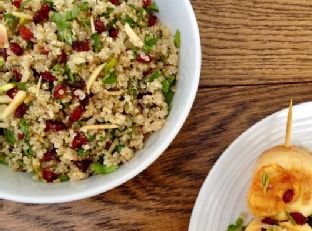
[188,102,312,230]
[0,0,201,204]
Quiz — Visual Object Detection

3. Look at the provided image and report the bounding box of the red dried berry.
[18,25,33,41]
[41,71,56,82]
[6,87,19,99]
[74,159,93,172]
[12,0,22,9]
[94,18,106,34]
[72,133,88,149]
[261,217,278,225]
[14,103,28,118]
[39,46,49,55]
[136,54,152,63]
[148,14,157,27]
[0,48,7,61]
[33,4,50,24]
[57,50,67,63]
[142,0,151,8]
[42,150,57,162]
[283,189,294,203]
[69,105,85,122]
[109,27,119,38]
[18,133,24,140]
[44,121,66,132]
[143,68,154,77]
[110,0,120,5]
[289,212,307,225]
[53,84,67,99]
[10,42,24,56]
[12,69,22,82]
[42,169,57,183]
[72,40,90,52]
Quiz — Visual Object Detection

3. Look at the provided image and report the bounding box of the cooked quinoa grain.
[0,0,179,182]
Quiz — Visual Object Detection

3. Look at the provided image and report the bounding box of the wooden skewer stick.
[285,99,293,149]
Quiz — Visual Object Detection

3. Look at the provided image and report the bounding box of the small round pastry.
[247,145,312,220]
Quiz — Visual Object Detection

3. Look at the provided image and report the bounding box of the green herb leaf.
[103,72,117,85]
[19,119,29,140]
[148,70,161,82]
[51,64,65,76]
[20,0,32,10]
[65,65,75,82]
[65,8,80,21]
[4,129,16,145]
[52,13,74,44]
[102,7,114,19]
[165,91,174,105]
[162,75,175,93]
[227,217,245,231]
[143,35,158,53]
[0,57,5,67]
[77,148,85,156]
[78,2,89,11]
[123,14,135,27]
[91,34,103,53]
[114,144,125,153]
[3,13,19,30]
[99,136,105,142]
[23,145,33,156]
[16,82,27,91]
[91,163,118,175]
[58,175,70,182]
[174,30,181,48]
[147,2,159,13]
[87,135,96,142]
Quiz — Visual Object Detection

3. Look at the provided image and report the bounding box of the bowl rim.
[0,0,201,204]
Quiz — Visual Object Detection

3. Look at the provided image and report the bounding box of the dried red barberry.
[12,0,22,9]
[136,54,152,63]
[18,133,24,140]
[57,50,67,63]
[261,217,278,225]
[42,168,57,183]
[110,0,120,5]
[289,212,307,225]
[72,40,90,52]
[33,4,50,24]
[18,25,33,41]
[109,27,119,38]
[69,105,85,122]
[14,103,28,118]
[42,150,57,162]
[94,18,105,34]
[74,159,93,172]
[41,71,56,82]
[0,48,7,61]
[148,14,157,27]
[44,121,66,132]
[283,189,294,203]
[6,87,19,99]
[12,69,22,82]
[72,133,88,149]
[53,84,67,99]
[10,42,24,56]
[142,0,151,8]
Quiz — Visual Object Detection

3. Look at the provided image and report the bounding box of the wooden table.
[2,0,312,230]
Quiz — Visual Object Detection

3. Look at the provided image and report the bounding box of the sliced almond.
[0,91,27,119]
[86,63,105,94]
[124,23,143,48]
[0,24,8,48]
[105,90,123,96]
[11,12,33,20]
[108,139,119,153]
[90,16,96,34]
[80,124,119,131]
[0,95,12,104]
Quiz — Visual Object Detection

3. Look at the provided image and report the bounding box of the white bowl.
[0,0,201,204]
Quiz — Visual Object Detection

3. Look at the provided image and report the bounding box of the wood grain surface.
[2,1,312,230]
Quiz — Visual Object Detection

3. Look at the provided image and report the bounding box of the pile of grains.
[0,0,180,182]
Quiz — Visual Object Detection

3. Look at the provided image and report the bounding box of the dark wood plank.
[194,0,312,86]
[2,83,312,231]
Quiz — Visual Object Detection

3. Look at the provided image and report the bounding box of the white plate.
[189,102,312,231]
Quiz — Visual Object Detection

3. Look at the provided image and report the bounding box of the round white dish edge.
[0,0,201,204]
[189,102,312,231]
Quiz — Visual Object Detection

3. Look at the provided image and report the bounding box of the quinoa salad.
[0,0,180,182]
